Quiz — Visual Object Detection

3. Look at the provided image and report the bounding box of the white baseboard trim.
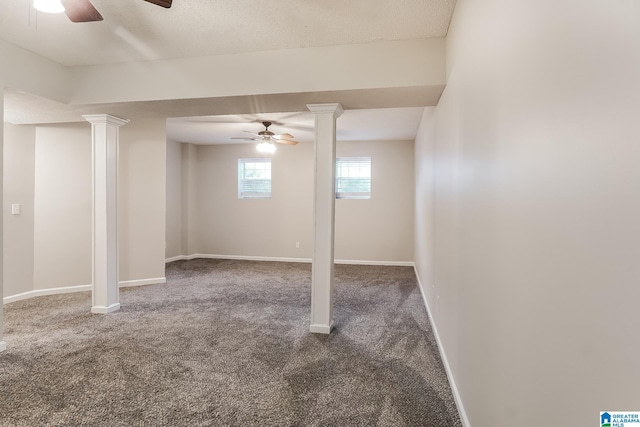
[166,254,414,267]
[334,259,414,267]
[0,341,6,352]
[119,277,166,288]
[166,254,310,263]
[309,321,334,334]
[3,284,93,305]
[191,253,311,263]
[91,303,121,314]
[413,266,471,427]
[3,277,166,305]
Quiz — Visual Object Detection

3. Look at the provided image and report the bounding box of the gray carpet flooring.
[0,259,461,426]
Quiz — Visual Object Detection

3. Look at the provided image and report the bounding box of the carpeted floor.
[0,259,461,426]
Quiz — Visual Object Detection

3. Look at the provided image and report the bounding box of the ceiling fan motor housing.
[231,121,299,146]
[258,121,274,137]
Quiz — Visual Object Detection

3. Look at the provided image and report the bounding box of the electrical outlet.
[295,242,300,249]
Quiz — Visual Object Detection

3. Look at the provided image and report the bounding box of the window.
[336,157,371,199]
[238,158,271,198]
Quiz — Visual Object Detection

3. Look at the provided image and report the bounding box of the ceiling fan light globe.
[33,0,65,13]
[257,142,276,153]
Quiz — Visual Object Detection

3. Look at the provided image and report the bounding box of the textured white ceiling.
[2,1,450,141]
[0,0,456,66]
[166,107,426,145]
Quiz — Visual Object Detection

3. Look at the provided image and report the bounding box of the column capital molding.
[82,114,129,127]
[307,103,344,118]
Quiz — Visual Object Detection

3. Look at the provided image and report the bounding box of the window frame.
[335,156,371,200]
[238,158,272,199]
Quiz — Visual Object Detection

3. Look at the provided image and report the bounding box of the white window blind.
[336,157,371,199]
[238,158,271,199]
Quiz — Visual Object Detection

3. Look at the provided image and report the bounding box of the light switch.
[11,204,21,215]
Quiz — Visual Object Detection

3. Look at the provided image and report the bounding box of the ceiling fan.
[232,121,299,153]
[33,0,172,23]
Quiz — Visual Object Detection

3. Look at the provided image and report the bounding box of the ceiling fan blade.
[62,0,103,22]
[275,139,299,146]
[143,0,173,8]
[243,130,261,137]
[273,133,294,140]
[231,137,259,141]
[279,123,314,132]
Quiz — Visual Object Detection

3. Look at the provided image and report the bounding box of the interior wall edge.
[414,266,470,427]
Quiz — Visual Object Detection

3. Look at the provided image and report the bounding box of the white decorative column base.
[0,341,6,352]
[309,321,334,335]
[90,303,121,314]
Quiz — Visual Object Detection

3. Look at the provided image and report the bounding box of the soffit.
[4,88,426,143]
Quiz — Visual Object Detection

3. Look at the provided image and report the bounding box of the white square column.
[307,103,344,334]
[83,114,129,314]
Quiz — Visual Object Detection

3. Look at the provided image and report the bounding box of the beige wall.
[3,123,36,297]
[0,96,4,346]
[336,140,414,261]
[2,119,166,298]
[164,140,199,260]
[415,1,640,426]
[182,143,198,256]
[194,142,314,258]
[33,124,92,289]
[176,140,414,262]
[165,139,183,259]
[414,107,436,301]
[119,118,166,281]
